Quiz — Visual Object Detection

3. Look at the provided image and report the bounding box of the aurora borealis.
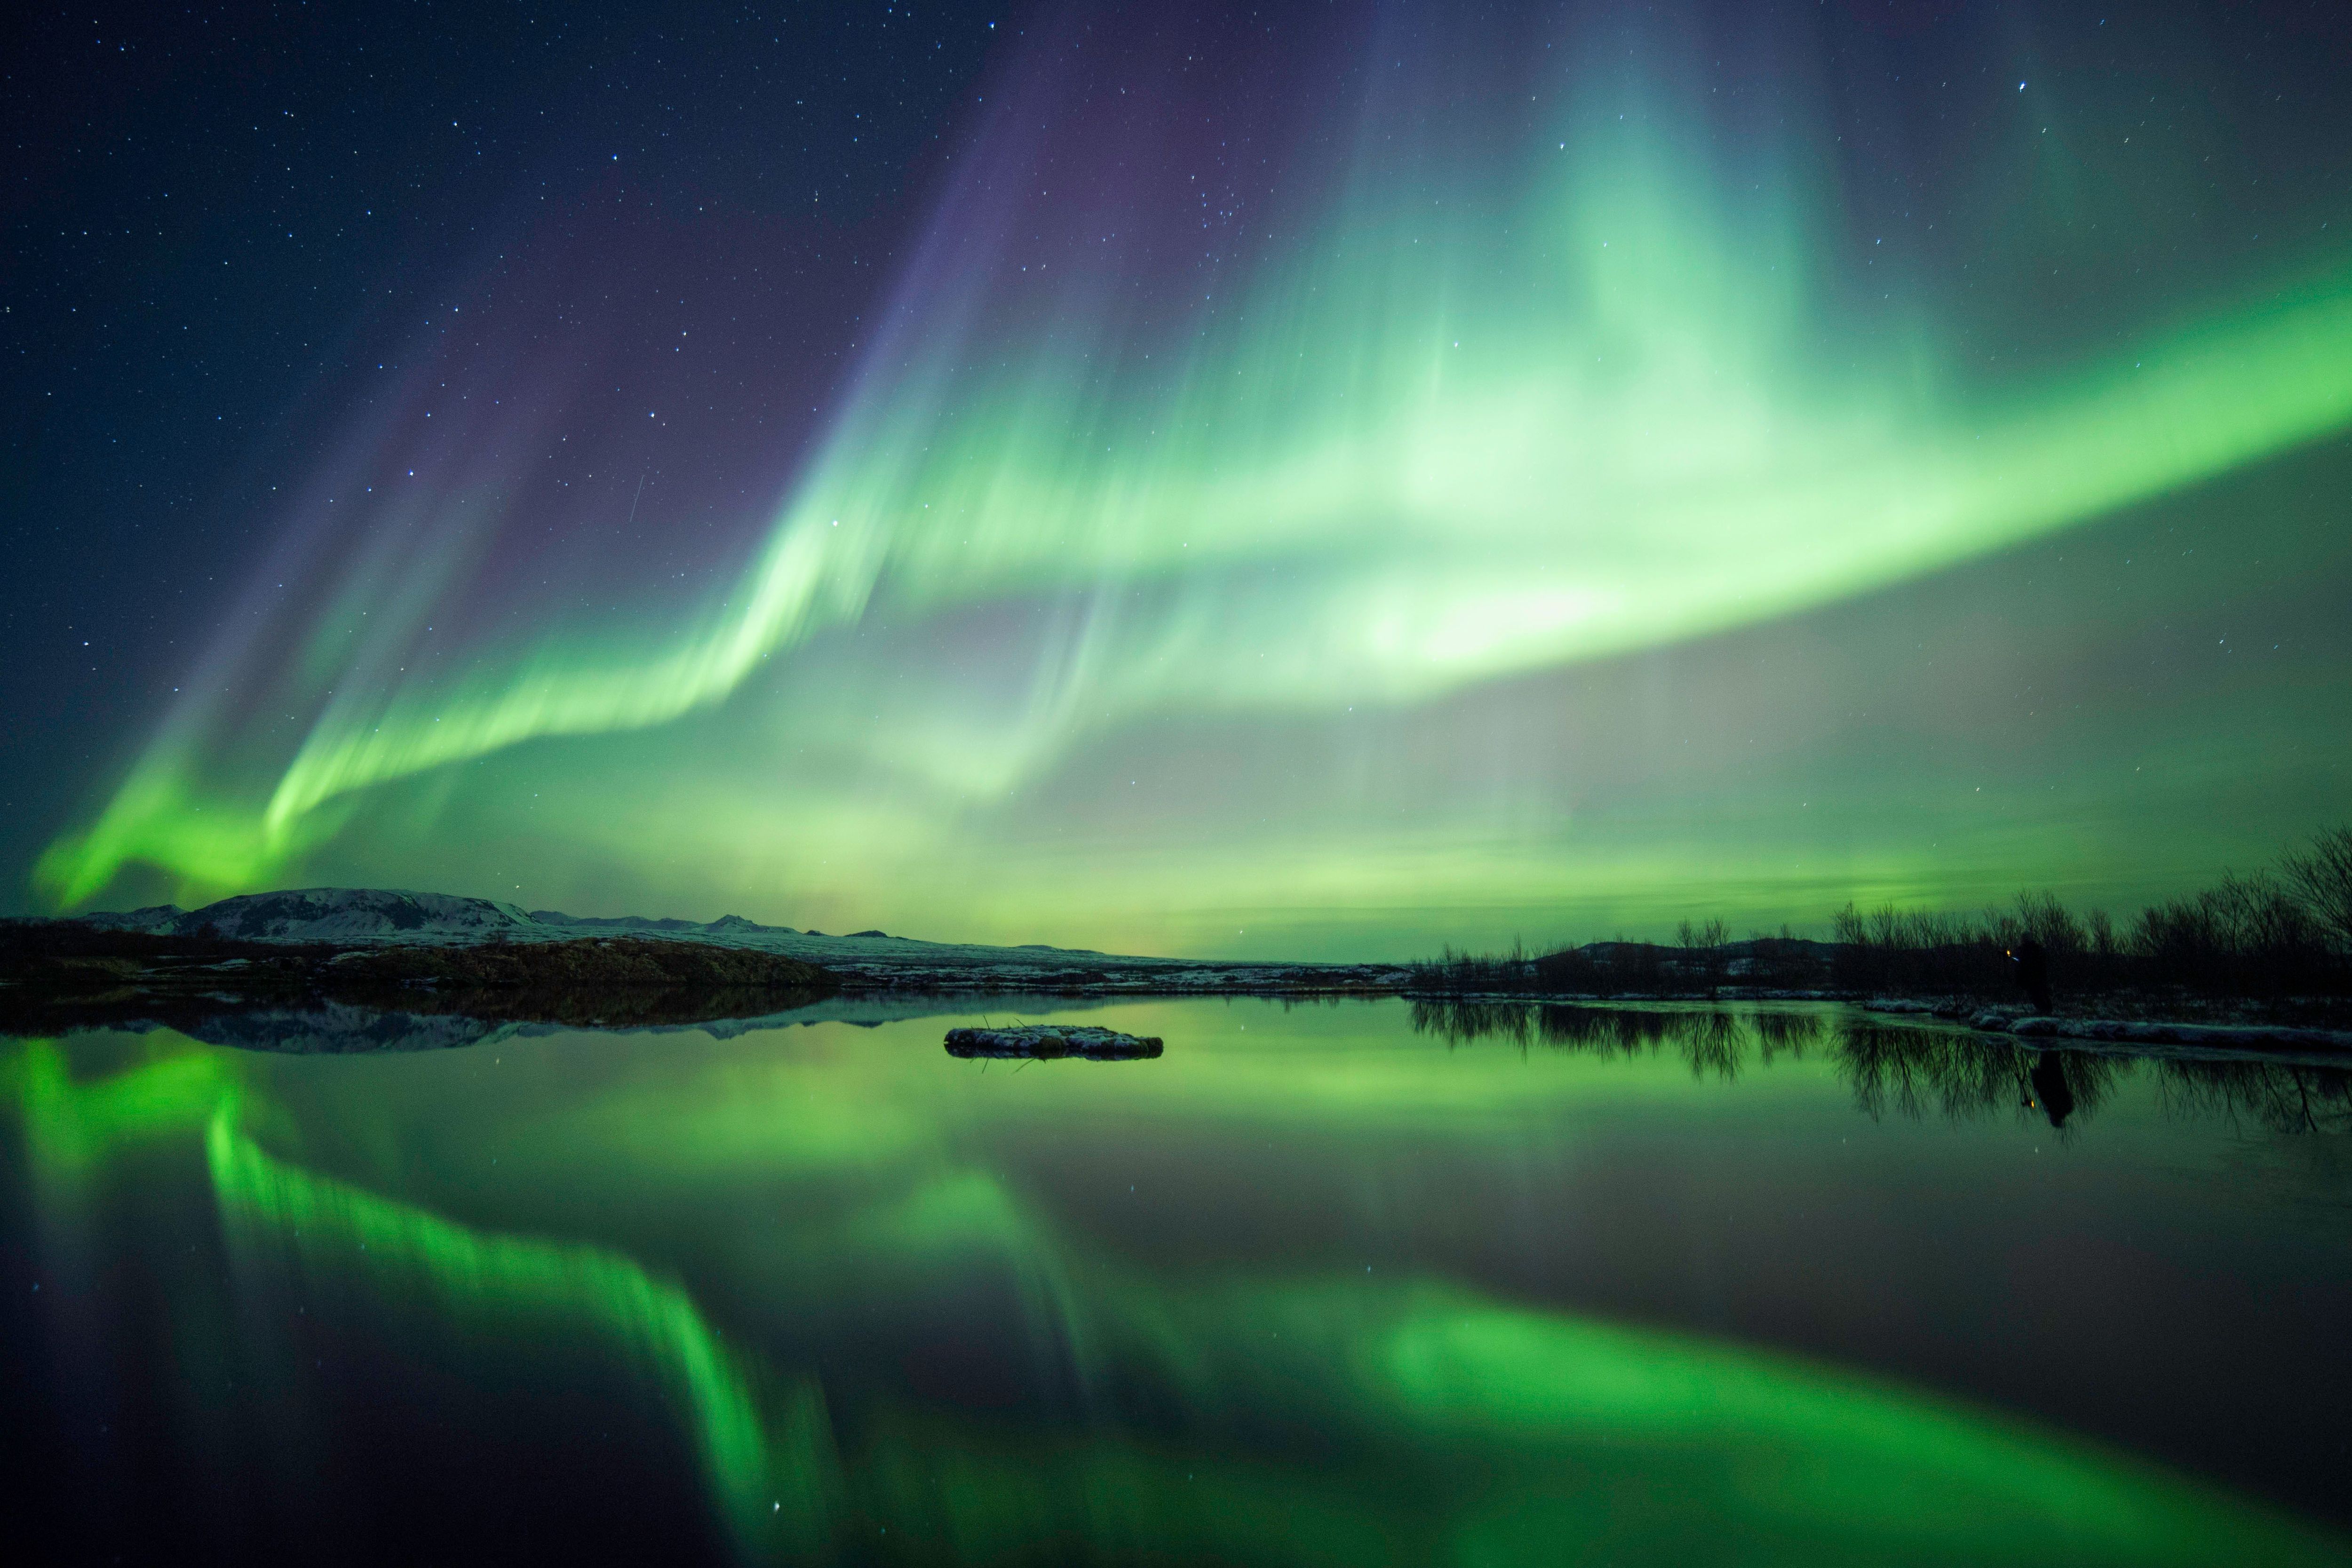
[10,3,2352,954]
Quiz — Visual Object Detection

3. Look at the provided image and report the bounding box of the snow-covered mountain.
[76,887,1027,955]
[66,886,1388,989]
[77,903,191,934]
[525,907,801,935]
[82,888,537,942]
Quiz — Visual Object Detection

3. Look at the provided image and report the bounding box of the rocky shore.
[0,920,838,1037]
[9,886,2346,1060]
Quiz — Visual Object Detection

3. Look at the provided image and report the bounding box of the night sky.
[6,1,2350,958]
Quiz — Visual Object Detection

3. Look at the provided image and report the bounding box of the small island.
[945,1025,1164,1060]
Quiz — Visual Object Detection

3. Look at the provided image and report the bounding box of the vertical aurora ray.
[32,5,2352,937]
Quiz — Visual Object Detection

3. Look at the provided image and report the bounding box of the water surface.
[7,999,2350,1564]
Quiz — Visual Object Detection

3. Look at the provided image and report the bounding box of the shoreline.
[6,915,2349,1061]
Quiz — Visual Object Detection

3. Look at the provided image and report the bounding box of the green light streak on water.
[10,1024,2351,1563]
[34,89,2352,913]
[805,1274,2348,1566]
[1374,1297,2324,1565]
[10,1037,237,1183]
[203,1108,834,1552]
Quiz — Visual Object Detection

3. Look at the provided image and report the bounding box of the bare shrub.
[2282,825,2352,956]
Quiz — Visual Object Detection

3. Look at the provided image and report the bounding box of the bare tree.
[2281,825,2352,955]
[1677,916,1730,996]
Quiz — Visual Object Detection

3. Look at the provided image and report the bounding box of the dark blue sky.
[3,0,1010,870]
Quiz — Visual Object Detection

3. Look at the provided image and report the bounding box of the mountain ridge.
[71,886,1144,969]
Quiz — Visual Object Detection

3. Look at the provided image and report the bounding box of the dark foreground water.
[6,999,2351,1566]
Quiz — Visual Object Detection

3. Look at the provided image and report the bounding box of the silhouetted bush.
[1676,918,1731,995]
[2281,825,2352,957]
[1414,931,1831,998]
[1827,893,2100,999]
[1407,942,1537,993]
[1827,831,2352,1003]
[1414,824,2352,1004]
[2131,872,2330,998]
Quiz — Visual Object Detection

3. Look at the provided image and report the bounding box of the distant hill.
[80,888,535,942]
[527,907,801,936]
[77,888,824,946]
[32,885,1449,1002]
[66,888,1192,981]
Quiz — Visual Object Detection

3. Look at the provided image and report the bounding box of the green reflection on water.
[9,1016,2350,1565]
[9,1036,235,1181]
[203,1108,836,1553]
[1379,1300,2250,1563]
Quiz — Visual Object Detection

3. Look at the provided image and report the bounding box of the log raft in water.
[945,1025,1164,1060]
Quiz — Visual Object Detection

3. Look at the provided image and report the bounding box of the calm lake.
[7,998,2351,1565]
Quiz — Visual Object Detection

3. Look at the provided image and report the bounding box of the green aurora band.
[33,40,2352,947]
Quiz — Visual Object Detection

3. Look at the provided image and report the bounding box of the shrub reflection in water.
[1407,1000,2352,1134]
